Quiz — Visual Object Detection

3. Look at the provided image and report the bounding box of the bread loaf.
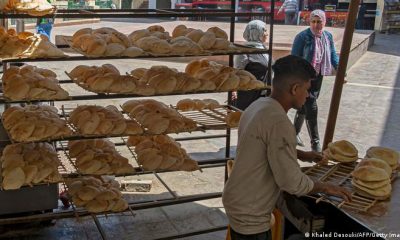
[351,166,390,182]
[1,143,62,189]
[366,146,399,170]
[324,140,358,163]
[357,158,392,176]
[68,139,136,175]
[128,29,151,44]
[67,177,128,213]
[2,65,69,101]
[71,28,133,57]
[176,99,221,111]
[172,25,193,38]
[206,27,228,40]
[122,99,197,134]
[68,64,141,94]
[2,105,72,142]
[127,135,200,171]
[198,32,216,50]
[69,105,143,136]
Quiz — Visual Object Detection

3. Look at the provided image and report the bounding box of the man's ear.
[290,83,298,96]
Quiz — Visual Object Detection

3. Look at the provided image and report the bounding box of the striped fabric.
[280,0,298,13]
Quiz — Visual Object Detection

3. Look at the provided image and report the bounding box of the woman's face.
[310,16,324,33]
[261,29,268,43]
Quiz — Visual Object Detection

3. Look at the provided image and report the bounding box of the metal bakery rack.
[0,1,275,239]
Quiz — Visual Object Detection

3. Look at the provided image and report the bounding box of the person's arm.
[297,149,327,164]
[267,122,315,196]
[278,0,287,14]
[233,54,248,69]
[291,33,305,57]
[267,122,351,201]
[328,32,339,69]
[310,181,352,202]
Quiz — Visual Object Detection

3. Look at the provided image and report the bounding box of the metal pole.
[267,0,275,86]
[322,0,361,150]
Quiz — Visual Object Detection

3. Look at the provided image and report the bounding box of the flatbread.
[352,178,390,190]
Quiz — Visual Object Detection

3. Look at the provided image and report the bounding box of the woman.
[233,20,270,110]
[291,10,339,152]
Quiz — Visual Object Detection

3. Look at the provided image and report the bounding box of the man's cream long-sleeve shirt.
[222,97,314,235]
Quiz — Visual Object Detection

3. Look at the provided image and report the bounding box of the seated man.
[223,55,351,240]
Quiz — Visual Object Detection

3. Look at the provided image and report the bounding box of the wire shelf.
[1,46,269,63]
[0,8,272,19]
[305,162,378,213]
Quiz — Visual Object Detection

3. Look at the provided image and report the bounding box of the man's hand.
[297,150,327,164]
[322,183,352,202]
[311,182,352,202]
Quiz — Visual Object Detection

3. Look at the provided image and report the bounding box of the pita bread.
[351,166,390,182]
[352,178,390,190]
[357,158,392,176]
[353,182,391,198]
[328,140,358,157]
[366,146,399,170]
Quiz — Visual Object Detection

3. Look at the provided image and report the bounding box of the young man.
[222,55,351,240]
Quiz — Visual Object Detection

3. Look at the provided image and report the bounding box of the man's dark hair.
[272,55,317,90]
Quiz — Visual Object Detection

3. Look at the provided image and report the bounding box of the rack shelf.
[0,8,271,19]
[1,47,269,63]
[0,1,276,238]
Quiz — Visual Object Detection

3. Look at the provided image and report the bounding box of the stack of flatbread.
[185,58,265,91]
[0,27,65,59]
[132,65,201,94]
[176,99,220,111]
[1,143,62,190]
[68,139,136,175]
[2,65,69,101]
[68,64,153,95]
[68,105,143,136]
[67,176,128,213]
[2,105,73,142]
[128,25,231,56]
[71,27,143,57]
[324,140,358,163]
[127,135,200,171]
[3,0,55,16]
[122,99,197,134]
[352,158,392,199]
[365,146,399,171]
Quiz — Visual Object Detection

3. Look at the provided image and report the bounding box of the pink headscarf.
[310,10,326,37]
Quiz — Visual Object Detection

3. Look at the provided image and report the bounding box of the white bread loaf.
[176,99,221,111]
[68,105,143,136]
[2,65,69,101]
[122,99,197,134]
[1,143,62,189]
[68,139,136,175]
[206,27,228,40]
[2,105,72,142]
[127,135,200,171]
[67,177,127,213]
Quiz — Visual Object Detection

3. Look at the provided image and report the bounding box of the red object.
[175,3,193,8]
[299,11,349,27]
[191,1,285,21]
